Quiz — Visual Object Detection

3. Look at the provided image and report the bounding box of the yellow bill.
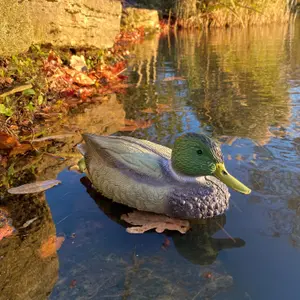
[214,163,251,194]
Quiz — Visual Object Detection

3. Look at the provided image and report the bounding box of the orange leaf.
[9,143,33,156]
[0,224,14,241]
[0,132,20,150]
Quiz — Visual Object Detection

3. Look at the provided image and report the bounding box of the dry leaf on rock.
[70,55,87,72]
[121,211,190,234]
[8,179,61,194]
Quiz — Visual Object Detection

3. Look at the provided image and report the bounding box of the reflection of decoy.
[81,177,246,266]
[77,132,250,220]
[170,215,245,265]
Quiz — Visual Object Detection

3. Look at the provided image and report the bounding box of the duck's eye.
[197,149,203,155]
[222,170,228,175]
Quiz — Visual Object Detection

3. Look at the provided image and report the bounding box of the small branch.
[216,222,236,243]
[0,84,33,99]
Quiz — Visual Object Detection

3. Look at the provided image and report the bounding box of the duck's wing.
[82,134,172,181]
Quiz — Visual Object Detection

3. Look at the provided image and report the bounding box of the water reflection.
[0,193,58,300]
[81,177,246,266]
[171,216,245,265]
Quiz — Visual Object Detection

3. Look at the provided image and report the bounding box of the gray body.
[80,134,230,219]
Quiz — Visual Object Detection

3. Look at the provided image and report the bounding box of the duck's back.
[82,134,172,213]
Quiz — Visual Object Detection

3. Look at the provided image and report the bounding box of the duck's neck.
[167,160,206,184]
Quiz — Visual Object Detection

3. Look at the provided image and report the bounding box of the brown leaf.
[9,143,33,156]
[69,279,77,288]
[235,154,244,161]
[8,179,61,194]
[121,211,190,234]
[120,119,153,132]
[161,237,171,250]
[0,132,20,150]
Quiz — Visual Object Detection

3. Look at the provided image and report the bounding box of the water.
[1,20,300,300]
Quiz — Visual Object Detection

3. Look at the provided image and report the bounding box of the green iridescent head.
[171,133,251,194]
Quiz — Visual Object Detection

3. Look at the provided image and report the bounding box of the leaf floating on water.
[8,179,61,194]
[121,211,190,234]
[162,76,186,82]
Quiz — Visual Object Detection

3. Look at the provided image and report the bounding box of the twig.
[216,222,236,243]
[0,84,33,98]
[113,68,127,77]
[57,213,71,225]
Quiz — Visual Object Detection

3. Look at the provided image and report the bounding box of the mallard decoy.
[77,133,251,219]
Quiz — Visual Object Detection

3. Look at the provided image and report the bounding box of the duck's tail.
[76,142,87,156]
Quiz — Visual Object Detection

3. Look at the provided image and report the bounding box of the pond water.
[1,19,300,300]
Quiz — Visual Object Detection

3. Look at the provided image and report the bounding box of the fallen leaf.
[0,208,15,242]
[162,76,186,82]
[161,237,171,250]
[121,211,190,234]
[9,143,33,156]
[202,272,214,279]
[70,55,87,72]
[0,154,8,168]
[21,217,38,228]
[73,73,95,86]
[119,119,153,132]
[39,235,65,258]
[235,154,244,161]
[0,132,20,150]
[8,179,61,194]
[0,224,15,241]
[70,279,77,288]
[56,236,65,250]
